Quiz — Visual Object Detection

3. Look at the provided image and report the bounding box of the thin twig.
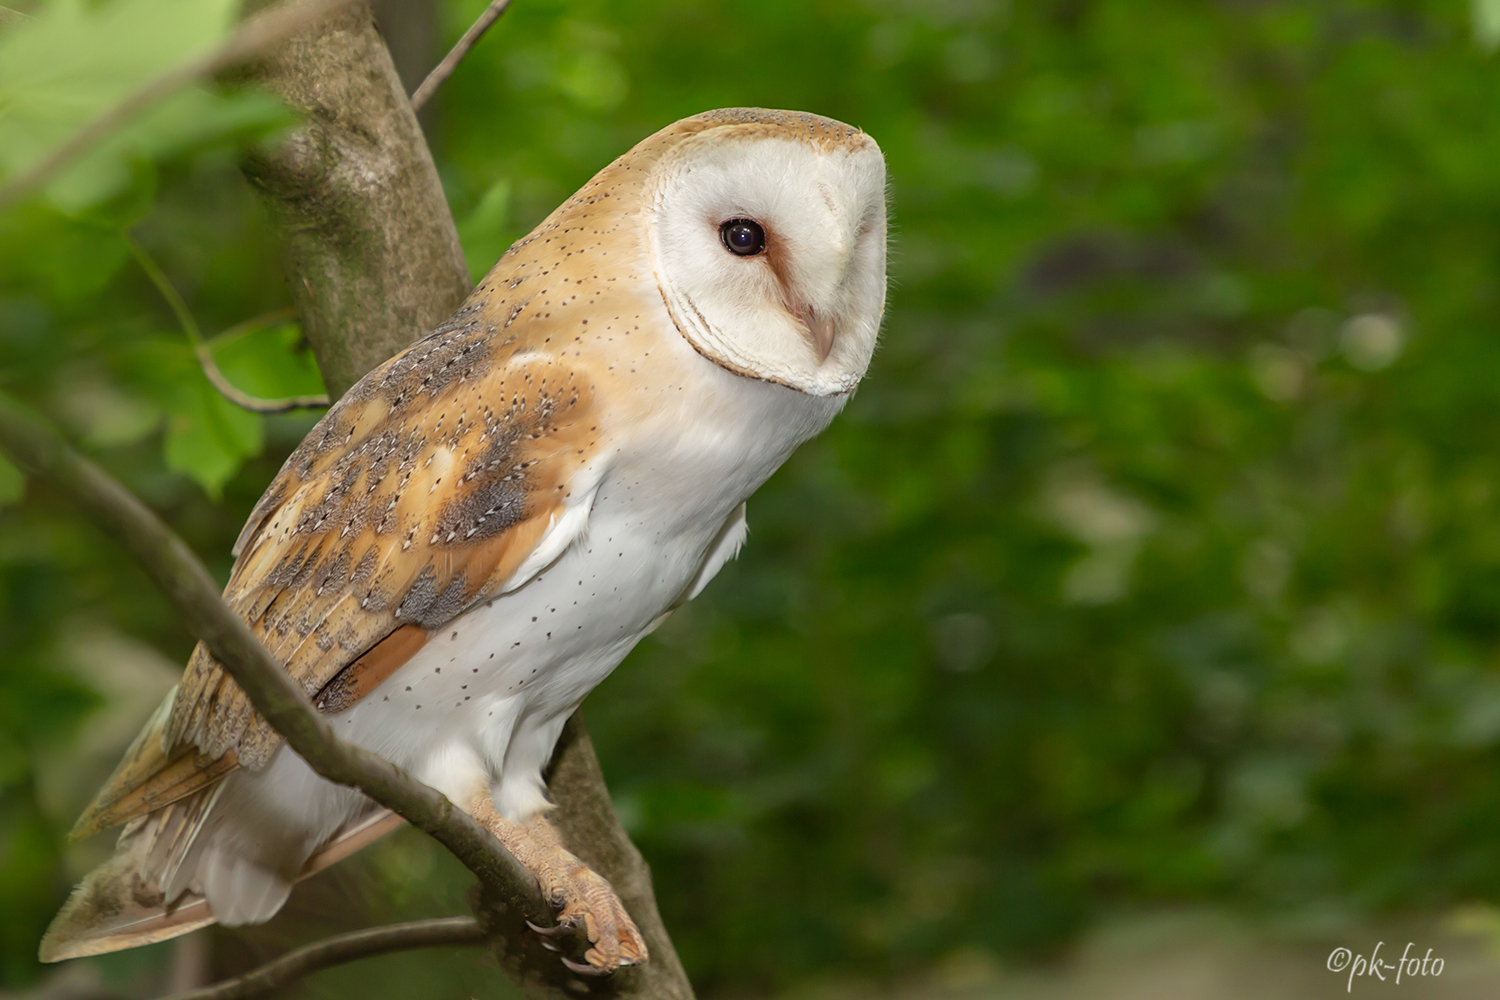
[125,234,204,347]
[0,394,548,923]
[161,918,485,1000]
[409,0,513,111]
[205,307,298,349]
[195,349,331,413]
[0,0,359,211]
[125,236,330,413]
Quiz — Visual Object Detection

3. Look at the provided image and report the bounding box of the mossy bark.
[239,3,469,398]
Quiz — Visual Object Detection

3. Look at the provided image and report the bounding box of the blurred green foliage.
[6,0,1500,996]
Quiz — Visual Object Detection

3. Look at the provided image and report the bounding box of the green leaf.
[112,337,265,496]
[162,379,263,498]
[0,201,130,297]
[41,88,288,213]
[211,323,327,401]
[0,0,291,212]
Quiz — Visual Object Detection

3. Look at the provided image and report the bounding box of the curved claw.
[478,813,647,976]
[561,956,611,976]
[526,918,572,937]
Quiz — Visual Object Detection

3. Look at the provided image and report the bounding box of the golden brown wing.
[68,103,692,838]
[69,687,238,839]
[74,304,604,838]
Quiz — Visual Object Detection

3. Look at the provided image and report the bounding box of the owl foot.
[471,797,648,974]
[519,816,647,975]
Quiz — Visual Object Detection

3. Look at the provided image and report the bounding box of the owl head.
[643,109,888,397]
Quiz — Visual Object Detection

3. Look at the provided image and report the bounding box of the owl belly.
[337,499,706,814]
[189,492,720,922]
[187,370,836,924]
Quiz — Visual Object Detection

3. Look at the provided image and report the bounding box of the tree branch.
[409,0,514,112]
[0,394,548,931]
[238,2,471,397]
[540,717,695,999]
[0,0,360,211]
[161,918,485,1000]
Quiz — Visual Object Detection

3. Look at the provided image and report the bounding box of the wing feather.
[76,309,606,833]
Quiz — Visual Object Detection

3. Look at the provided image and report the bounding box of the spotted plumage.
[43,108,888,972]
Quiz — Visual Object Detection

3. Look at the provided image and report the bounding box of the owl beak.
[800,307,836,363]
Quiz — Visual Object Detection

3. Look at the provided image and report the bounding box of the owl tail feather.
[39,825,216,963]
[40,807,404,962]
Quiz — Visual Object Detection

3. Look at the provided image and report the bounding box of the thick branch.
[162,918,484,1000]
[0,395,546,926]
[543,718,694,1000]
[239,3,470,396]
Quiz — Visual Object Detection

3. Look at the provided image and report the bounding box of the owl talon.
[562,956,609,976]
[537,862,648,973]
[473,800,649,974]
[527,918,571,937]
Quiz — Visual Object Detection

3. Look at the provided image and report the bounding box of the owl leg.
[469,791,648,974]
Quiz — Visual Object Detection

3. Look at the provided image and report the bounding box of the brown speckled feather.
[170,331,600,770]
[74,324,599,833]
[74,226,650,833]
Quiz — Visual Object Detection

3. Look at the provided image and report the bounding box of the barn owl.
[42,108,887,974]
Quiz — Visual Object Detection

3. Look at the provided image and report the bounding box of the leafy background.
[6,0,1500,996]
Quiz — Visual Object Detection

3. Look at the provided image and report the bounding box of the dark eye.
[719,219,766,257]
